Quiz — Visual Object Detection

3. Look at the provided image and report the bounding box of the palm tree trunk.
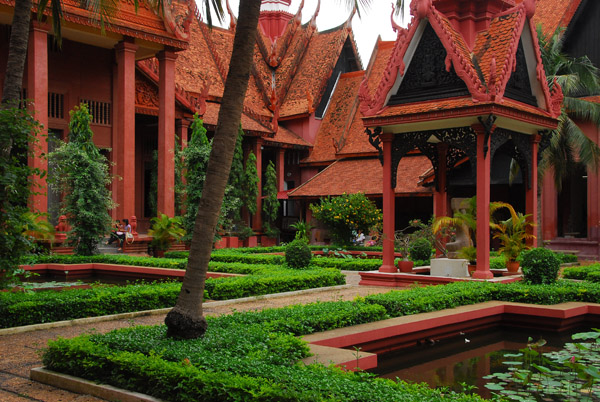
[164,0,262,339]
[2,0,31,106]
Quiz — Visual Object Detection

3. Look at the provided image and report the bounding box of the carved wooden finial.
[307,90,315,114]
[226,0,237,30]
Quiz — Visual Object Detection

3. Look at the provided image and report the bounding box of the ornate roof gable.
[359,0,562,118]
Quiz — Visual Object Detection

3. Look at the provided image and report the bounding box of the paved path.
[0,272,391,401]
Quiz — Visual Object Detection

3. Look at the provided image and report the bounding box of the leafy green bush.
[163,251,189,259]
[285,239,312,269]
[563,263,600,281]
[408,238,432,261]
[43,302,481,402]
[555,251,579,264]
[310,257,382,271]
[210,252,285,265]
[520,247,560,284]
[310,193,382,245]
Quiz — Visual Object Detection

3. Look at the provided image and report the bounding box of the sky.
[216,0,406,65]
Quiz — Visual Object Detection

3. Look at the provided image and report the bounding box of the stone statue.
[130,215,138,238]
[445,198,473,258]
[54,215,69,241]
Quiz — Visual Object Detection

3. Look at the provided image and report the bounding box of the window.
[48,92,64,119]
[81,99,111,125]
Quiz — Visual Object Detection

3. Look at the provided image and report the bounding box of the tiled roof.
[202,102,272,134]
[264,126,312,148]
[31,0,189,49]
[360,0,561,122]
[282,25,352,118]
[304,71,364,163]
[288,156,433,198]
[338,41,395,156]
[378,96,553,118]
[533,0,583,37]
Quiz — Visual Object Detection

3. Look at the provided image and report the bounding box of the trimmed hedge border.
[41,280,600,402]
[1,265,344,328]
[563,263,600,282]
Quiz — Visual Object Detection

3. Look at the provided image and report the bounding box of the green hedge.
[563,263,600,282]
[0,282,181,328]
[310,257,382,271]
[43,300,481,402]
[23,254,187,269]
[0,268,344,328]
[363,280,600,317]
[42,280,600,402]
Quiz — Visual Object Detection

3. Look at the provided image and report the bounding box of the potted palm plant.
[492,210,535,273]
[395,232,414,272]
[148,213,186,257]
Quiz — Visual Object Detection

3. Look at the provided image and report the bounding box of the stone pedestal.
[430,258,469,278]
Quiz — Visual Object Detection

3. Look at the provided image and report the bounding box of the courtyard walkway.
[0,271,390,401]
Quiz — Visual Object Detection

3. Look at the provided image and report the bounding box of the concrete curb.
[0,284,353,336]
[30,367,163,402]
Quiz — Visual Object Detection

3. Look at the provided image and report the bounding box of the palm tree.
[537,25,600,190]
[165,0,393,339]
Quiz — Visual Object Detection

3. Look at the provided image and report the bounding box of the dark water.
[370,326,588,399]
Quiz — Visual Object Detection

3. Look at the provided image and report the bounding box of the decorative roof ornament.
[269,38,280,67]
[390,3,403,34]
[226,0,237,30]
[309,0,321,28]
[307,90,315,114]
[344,4,357,30]
[197,79,211,116]
[488,54,497,101]
[550,78,564,118]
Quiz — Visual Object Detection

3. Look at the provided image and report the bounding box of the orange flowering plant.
[310,192,382,245]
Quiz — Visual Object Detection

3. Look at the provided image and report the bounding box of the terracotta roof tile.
[264,126,312,147]
[339,41,395,156]
[288,156,432,198]
[373,96,554,119]
[202,102,272,134]
[282,26,350,118]
[533,0,582,37]
[304,72,363,163]
[473,9,526,98]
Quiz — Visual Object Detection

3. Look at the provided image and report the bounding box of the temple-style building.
[3,0,600,258]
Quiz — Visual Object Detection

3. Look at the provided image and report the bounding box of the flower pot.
[468,263,476,276]
[397,259,414,273]
[506,260,520,273]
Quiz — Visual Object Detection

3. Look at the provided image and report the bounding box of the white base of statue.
[430,258,469,278]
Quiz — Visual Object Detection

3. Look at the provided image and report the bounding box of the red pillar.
[177,118,190,151]
[433,144,448,219]
[434,144,448,256]
[541,170,558,241]
[526,135,539,248]
[114,41,138,220]
[276,148,285,192]
[473,128,493,279]
[27,22,49,214]
[380,133,396,273]
[157,50,177,217]
[252,138,263,232]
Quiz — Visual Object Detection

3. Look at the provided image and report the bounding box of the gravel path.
[0,271,392,401]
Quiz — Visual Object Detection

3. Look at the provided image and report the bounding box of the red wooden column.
[177,118,190,151]
[541,171,558,241]
[433,144,448,256]
[473,127,493,279]
[380,133,396,273]
[114,40,138,220]
[433,143,449,219]
[157,49,177,217]
[276,148,285,192]
[27,21,49,214]
[526,134,540,248]
[251,138,263,232]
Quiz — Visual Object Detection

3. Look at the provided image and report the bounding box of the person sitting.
[108,219,131,250]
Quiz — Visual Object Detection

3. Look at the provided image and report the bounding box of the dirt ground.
[0,271,392,401]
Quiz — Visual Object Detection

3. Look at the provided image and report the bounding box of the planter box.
[261,236,277,247]
[243,236,258,248]
[430,258,469,278]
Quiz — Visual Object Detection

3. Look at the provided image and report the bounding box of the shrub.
[310,193,382,245]
[520,247,560,284]
[409,238,432,261]
[285,239,312,269]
